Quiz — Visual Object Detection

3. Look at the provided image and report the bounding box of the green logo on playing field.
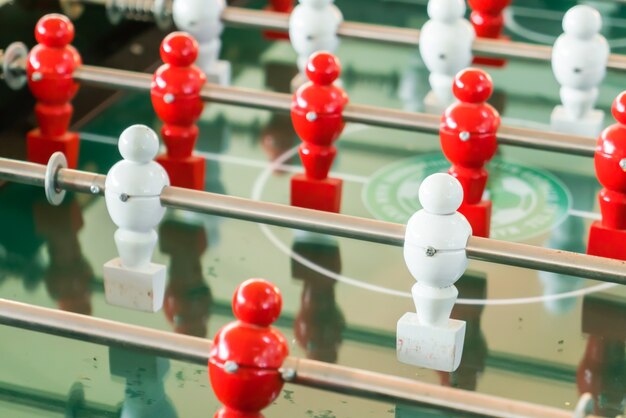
[363,154,571,241]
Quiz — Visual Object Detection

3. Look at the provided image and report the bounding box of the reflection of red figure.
[468,0,511,67]
[264,0,293,40]
[440,69,500,237]
[26,14,82,169]
[577,296,626,417]
[160,221,211,337]
[209,279,289,418]
[587,92,626,260]
[151,32,207,190]
[34,199,92,314]
[260,113,296,174]
[291,52,348,213]
[292,241,345,363]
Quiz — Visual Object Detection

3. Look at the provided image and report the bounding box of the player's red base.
[473,36,509,68]
[263,30,289,40]
[262,4,292,40]
[156,154,205,190]
[26,129,79,169]
[214,409,263,418]
[587,221,626,260]
[458,200,492,238]
[290,174,342,213]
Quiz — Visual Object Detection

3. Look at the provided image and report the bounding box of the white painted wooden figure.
[103,125,170,312]
[419,0,474,114]
[397,173,471,372]
[173,0,231,85]
[289,0,343,89]
[551,5,609,137]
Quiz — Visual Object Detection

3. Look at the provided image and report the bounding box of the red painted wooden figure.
[151,32,207,190]
[264,0,293,40]
[291,52,348,213]
[587,92,626,260]
[26,14,82,169]
[468,0,511,67]
[208,279,289,418]
[440,68,500,238]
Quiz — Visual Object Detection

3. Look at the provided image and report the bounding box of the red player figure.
[587,92,626,260]
[291,52,348,213]
[208,279,289,418]
[151,32,207,190]
[264,0,294,40]
[26,14,82,169]
[440,68,500,238]
[468,0,511,67]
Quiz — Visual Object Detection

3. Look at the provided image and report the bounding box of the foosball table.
[0,0,625,417]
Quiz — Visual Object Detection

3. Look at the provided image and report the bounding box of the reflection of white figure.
[397,173,471,372]
[289,0,342,80]
[103,125,169,312]
[419,0,474,113]
[550,5,609,137]
[110,348,177,418]
[173,0,231,85]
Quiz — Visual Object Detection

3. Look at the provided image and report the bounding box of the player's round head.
[118,124,159,163]
[612,91,626,125]
[427,0,465,23]
[419,173,463,215]
[232,279,282,327]
[160,32,198,66]
[563,5,602,40]
[35,14,75,47]
[306,52,341,85]
[453,68,493,103]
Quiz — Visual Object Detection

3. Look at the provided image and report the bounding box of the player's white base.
[423,91,450,115]
[206,61,231,86]
[396,312,466,372]
[550,106,604,138]
[103,258,166,312]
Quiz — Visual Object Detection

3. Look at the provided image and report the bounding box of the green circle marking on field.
[363,154,572,242]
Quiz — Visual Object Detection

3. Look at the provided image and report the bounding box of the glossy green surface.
[1,0,626,417]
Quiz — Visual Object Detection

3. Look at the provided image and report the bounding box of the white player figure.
[550,5,609,137]
[397,173,471,372]
[103,125,170,312]
[419,0,474,114]
[289,0,343,90]
[172,0,231,85]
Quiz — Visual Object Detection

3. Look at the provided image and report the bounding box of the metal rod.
[1,157,625,285]
[0,297,598,418]
[71,64,596,156]
[219,7,626,72]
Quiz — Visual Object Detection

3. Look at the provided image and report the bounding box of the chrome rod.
[220,7,626,71]
[0,298,600,418]
[1,157,624,285]
[70,64,597,156]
